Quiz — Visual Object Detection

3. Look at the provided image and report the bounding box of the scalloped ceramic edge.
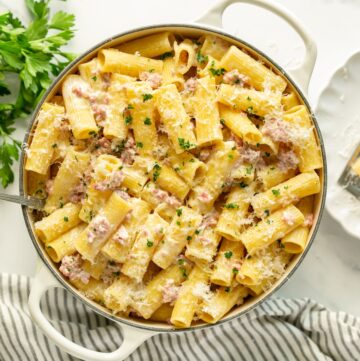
[316,51,360,239]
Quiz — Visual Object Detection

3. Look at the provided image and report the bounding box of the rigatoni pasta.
[25,31,323,329]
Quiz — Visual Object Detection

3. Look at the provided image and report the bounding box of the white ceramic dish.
[17,1,326,361]
[316,51,360,239]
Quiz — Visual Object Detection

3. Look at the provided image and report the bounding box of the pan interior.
[20,24,326,333]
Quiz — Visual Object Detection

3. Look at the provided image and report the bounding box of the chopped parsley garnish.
[264,209,270,217]
[63,216,69,222]
[113,271,121,276]
[225,287,231,293]
[127,104,134,109]
[224,203,239,209]
[246,106,256,115]
[246,165,253,175]
[196,51,208,64]
[143,117,152,125]
[232,268,239,274]
[92,76,97,81]
[228,154,234,159]
[176,221,181,226]
[146,240,154,247]
[224,251,233,259]
[239,181,248,188]
[178,138,195,150]
[195,229,201,235]
[272,189,281,196]
[176,208,183,217]
[178,258,185,265]
[209,67,226,76]
[152,163,161,182]
[174,167,180,172]
[52,143,58,148]
[159,51,173,60]
[136,142,143,148]
[220,118,226,125]
[88,130,97,136]
[247,96,252,101]
[186,236,192,241]
[142,93,153,102]
[125,115,133,125]
[284,185,289,190]
[180,267,188,279]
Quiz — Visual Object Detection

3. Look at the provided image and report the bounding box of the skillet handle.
[28,261,156,361]
[196,0,317,94]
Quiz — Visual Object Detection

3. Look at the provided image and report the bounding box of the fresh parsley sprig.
[0,0,76,187]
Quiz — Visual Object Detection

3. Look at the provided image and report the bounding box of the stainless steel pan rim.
[20,22,327,333]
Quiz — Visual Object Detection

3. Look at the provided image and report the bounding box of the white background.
[1,0,360,316]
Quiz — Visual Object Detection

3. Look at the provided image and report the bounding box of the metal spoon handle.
[0,193,44,210]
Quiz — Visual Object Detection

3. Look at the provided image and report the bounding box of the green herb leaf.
[0,0,76,187]
[143,117,151,125]
[224,203,239,209]
[178,137,195,150]
[196,52,208,64]
[152,162,161,182]
[272,189,280,196]
[142,93,153,102]
[224,251,233,259]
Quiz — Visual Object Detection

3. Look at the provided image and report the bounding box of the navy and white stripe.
[0,274,359,361]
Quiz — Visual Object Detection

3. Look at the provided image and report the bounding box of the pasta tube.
[152,206,202,269]
[154,84,197,154]
[101,198,151,263]
[174,39,196,74]
[132,261,192,319]
[193,76,223,146]
[282,196,313,253]
[219,45,287,92]
[117,32,174,57]
[251,171,320,217]
[257,164,297,190]
[75,191,132,262]
[199,285,248,324]
[46,224,87,263]
[99,49,163,77]
[150,161,190,201]
[35,203,82,243]
[44,148,90,214]
[62,75,98,139]
[215,187,252,242]
[219,105,262,145]
[283,105,323,172]
[170,266,210,328]
[104,275,137,313]
[236,243,291,289]
[188,141,239,214]
[211,239,244,287]
[25,103,63,174]
[200,35,230,60]
[217,84,282,117]
[240,204,304,255]
[185,227,221,266]
[121,213,168,283]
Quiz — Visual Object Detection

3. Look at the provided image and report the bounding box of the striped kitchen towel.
[0,274,359,361]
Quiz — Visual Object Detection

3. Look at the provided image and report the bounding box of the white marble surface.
[0,0,359,316]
